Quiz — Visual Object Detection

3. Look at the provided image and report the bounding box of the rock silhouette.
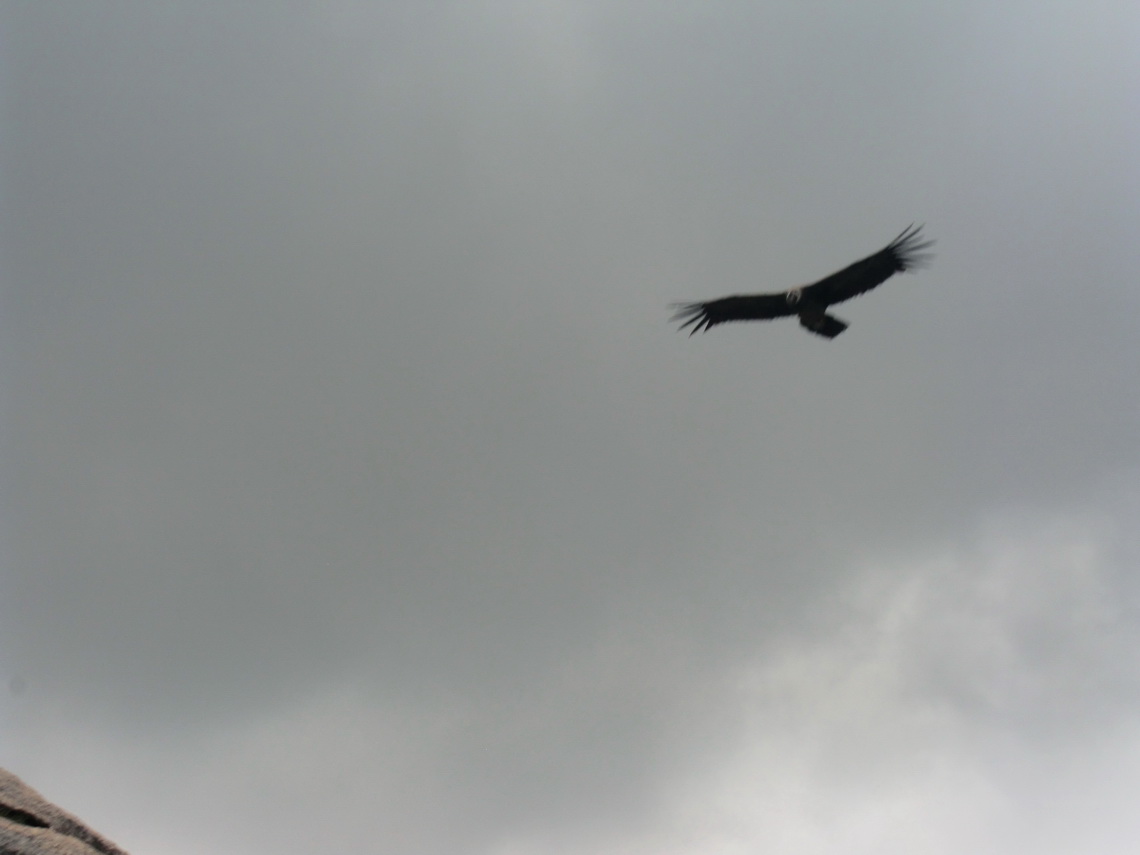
[0,768,127,855]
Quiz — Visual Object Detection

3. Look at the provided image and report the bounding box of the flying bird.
[671,225,934,338]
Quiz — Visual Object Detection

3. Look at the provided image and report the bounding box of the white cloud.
[597,497,1140,855]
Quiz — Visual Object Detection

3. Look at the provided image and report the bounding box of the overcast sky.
[2,3,1139,853]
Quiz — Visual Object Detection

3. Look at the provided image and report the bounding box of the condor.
[672,225,934,339]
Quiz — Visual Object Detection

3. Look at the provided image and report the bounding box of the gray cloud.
[3,2,1139,853]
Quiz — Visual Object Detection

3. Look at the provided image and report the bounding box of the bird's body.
[671,225,934,338]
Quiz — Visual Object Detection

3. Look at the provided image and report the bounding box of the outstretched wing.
[803,224,934,306]
[670,293,796,335]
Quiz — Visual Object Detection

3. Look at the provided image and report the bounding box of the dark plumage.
[671,225,934,338]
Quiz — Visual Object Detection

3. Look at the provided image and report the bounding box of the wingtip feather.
[890,224,936,271]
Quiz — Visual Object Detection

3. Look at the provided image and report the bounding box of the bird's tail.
[799,312,848,338]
